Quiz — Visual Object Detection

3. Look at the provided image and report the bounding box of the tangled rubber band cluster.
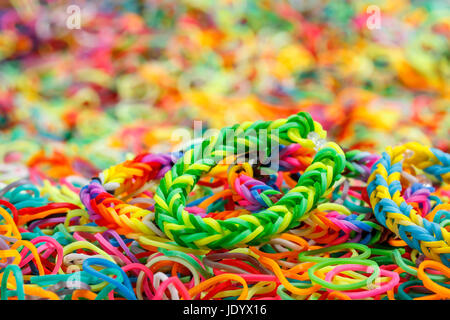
[1,116,449,301]
[1,0,450,301]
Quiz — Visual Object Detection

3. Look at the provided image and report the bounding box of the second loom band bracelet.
[153,112,346,249]
[367,142,450,267]
[80,152,180,236]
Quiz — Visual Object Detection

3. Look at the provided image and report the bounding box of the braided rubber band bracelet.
[368,142,450,266]
[153,112,346,249]
[79,137,317,253]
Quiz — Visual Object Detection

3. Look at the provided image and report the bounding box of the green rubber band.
[391,250,448,282]
[298,243,371,263]
[397,280,428,300]
[371,248,398,257]
[276,281,322,300]
[30,272,99,287]
[308,258,380,291]
[93,268,125,300]
[1,264,25,300]
[158,248,213,278]
[96,283,117,300]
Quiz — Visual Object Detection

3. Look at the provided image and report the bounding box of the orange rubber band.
[417,260,450,298]
[258,256,320,296]
[188,274,248,300]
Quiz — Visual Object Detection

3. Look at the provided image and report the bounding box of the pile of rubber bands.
[0,111,449,300]
[0,0,449,300]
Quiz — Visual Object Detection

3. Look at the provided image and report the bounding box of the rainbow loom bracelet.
[367,142,450,266]
[80,153,181,238]
[153,112,346,249]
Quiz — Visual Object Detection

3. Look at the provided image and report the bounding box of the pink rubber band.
[325,264,400,299]
[152,276,191,300]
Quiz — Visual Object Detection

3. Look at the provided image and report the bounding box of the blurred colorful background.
[0,0,449,180]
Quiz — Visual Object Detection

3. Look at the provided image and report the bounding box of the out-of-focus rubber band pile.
[0,0,449,300]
